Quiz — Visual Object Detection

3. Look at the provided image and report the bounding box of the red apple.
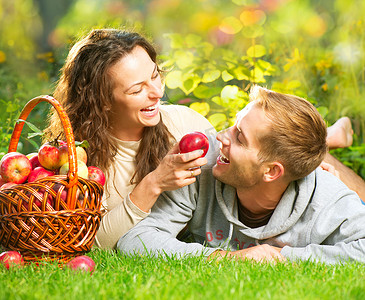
[0,182,17,191]
[38,140,68,170]
[59,161,89,179]
[66,255,95,274]
[27,166,55,182]
[0,152,32,184]
[88,166,106,186]
[27,152,42,169]
[76,146,88,164]
[179,132,209,157]
[0,251,24,269]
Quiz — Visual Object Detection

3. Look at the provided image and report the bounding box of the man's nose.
[217,128,231,146]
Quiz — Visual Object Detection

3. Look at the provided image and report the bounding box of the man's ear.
[262,162,284,182]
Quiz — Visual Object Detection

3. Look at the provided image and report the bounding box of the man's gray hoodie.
[118,138,365,264]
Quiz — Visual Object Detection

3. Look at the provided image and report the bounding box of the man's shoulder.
[308,167,360,203]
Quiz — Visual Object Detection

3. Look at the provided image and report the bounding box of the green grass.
[1,248,365,300]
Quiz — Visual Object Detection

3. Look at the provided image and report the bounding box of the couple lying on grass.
[47,28,365,264]
[119,85,365,264]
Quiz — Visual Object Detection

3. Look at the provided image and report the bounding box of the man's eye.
[236,131,245,146]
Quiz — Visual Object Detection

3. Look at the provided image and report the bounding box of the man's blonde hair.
[250,85,328,181]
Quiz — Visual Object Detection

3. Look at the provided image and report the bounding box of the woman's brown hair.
[44,28,174,185]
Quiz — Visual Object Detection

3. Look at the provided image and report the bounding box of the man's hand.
[209,244,286,263]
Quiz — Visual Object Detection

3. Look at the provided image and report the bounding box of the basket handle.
[8,95,78,209]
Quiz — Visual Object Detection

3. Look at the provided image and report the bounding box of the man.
[118,85,365,264]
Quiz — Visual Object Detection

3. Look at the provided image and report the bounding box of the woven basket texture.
[0,95,103,263]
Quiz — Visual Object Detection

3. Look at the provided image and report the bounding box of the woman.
[45,29,213,249]
[45,28,356,249]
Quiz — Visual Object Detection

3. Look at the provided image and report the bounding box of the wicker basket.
[0,95,103,263]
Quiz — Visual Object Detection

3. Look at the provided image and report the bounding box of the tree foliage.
[0,0,364,177]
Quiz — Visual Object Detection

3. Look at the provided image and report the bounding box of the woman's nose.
[148,81,163,98]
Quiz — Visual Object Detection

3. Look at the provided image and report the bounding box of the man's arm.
[280,189,365,264]
[117,185,217,258]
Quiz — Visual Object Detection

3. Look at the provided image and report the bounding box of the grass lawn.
[1,248,365,300]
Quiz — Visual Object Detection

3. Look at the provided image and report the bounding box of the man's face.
[212,102,271,189]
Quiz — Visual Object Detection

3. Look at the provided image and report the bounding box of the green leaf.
[185,34,202,48]
[174,50,194,69]
[193,85,221,99]
[75,140,90,148]
[256,59,276,75]
[220,16,243,34]
[6,102,20,113]
[222,70,234,82]
[189,102,210,117]
[201,42,214,57]
[202,70,221,83]
[208,113,227,129]
[250,67,266,83]
[16,119,43,135]
[181,74,201,95]
[317,106,329,119]
[165,71,182,89]
[247,45,266,58]
[27,138,39,149]
[28,132,44,139]
[232,66,250,80]
[287,80,302,90]
[241,25,265,38]
[164,33,185,49]
[211,96,223,106]
[221,85,239,102]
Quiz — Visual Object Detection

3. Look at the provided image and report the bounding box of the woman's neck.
[111,126,143,141]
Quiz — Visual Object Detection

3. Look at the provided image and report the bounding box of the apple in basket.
[26,152,42,169]
[88,166,106,186]
[76,146,88,164]
[38,140,68,170]
[0,152,32,184]
[52,183,68,202]
[59,161,89,179]
[27,166,55,182]
[66,255,95,274]
[0,182,17,191]
[0,251,24,269]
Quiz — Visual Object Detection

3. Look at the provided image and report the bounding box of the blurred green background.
[0,0,364,177]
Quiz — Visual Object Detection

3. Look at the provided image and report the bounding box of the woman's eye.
[131,90,142,95]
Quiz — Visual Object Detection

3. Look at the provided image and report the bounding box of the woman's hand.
[130,143,208,212]
[149,143,208,193]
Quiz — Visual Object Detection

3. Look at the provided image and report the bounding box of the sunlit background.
[1,0,364,176]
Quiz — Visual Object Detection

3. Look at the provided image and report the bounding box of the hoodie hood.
[215,171,316,241]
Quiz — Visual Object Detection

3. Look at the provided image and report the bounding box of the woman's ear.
[262,162,284,182]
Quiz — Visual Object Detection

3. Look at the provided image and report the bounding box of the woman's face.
[108,46,163,140]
